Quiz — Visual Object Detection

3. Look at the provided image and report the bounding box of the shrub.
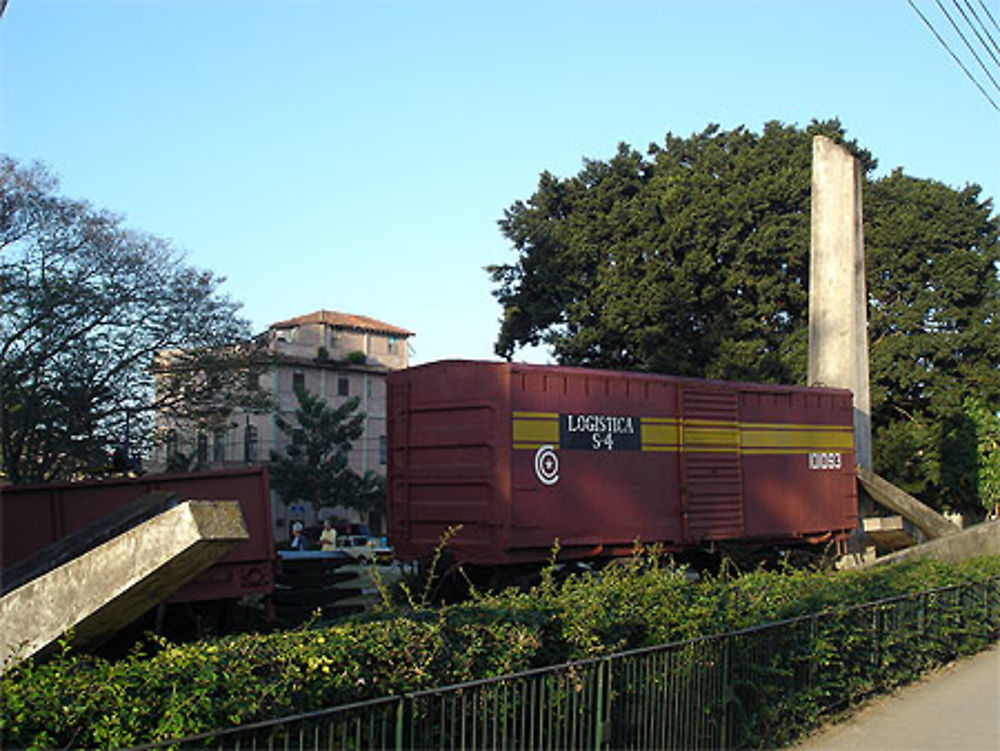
[2,555,998,748]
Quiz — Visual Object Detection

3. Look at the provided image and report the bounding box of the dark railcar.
[388,361,858,566]
[0,466,276,602]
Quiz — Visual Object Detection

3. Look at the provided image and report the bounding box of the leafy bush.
[1,610,542,748]
[2,554,998,748]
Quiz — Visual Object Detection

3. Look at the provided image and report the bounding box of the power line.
[937,0,1000,93]
[959,0,1000,65]
[977,0,1000,37]
[907,0,1000,112]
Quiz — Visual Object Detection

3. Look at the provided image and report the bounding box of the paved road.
[790,642,1000,751]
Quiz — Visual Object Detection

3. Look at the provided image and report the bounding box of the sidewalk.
[790,642,1000,750]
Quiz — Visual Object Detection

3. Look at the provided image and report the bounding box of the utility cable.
[907,0,1000,111]
[936,0,1000,93]
[977,0,1000,36]
[960,0,1000,64]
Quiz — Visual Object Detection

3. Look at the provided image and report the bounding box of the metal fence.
[135,577,1000,751]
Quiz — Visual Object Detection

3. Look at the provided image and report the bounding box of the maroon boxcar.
[0,466,275,603]
[388,361,858,566]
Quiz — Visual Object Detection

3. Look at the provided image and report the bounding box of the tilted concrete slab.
[857,467,961,540]
[863,519,999,568]
[0,500,247,672]
[1,491,178,596]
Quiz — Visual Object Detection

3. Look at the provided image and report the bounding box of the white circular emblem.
[534,445,559,485]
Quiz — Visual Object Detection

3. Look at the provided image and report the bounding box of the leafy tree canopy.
[963,396,1000,513]
[489,120,1000,512]
[269,386,384,518]
[0,156,268,483]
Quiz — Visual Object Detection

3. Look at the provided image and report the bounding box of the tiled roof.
[269,310,414,337]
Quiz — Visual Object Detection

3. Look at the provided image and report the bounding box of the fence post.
[873,605,883,691]
[594,658,606,751]
[720,631,731,750]
[918,590,925,639]
[808,616,817,691]
[992,579,1000,636]
[983,581,989,636]
[395,697,405,751]
[989,580,998,636]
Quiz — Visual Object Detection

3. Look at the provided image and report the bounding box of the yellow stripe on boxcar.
[740,428,855,451]
[512,415,560,445]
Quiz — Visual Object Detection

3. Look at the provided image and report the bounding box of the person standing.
[290,521,308,550]
[319,520,337,551]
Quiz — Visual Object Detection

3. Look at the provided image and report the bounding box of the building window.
[379,435,387,465]
[196,432,208,464]
[293,369,305,391]
[387,336,398,354]
[213,428,226,464]
[338,375,349,396]
[244,424,258,463]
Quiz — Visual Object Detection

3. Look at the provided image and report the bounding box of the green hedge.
[2,555,999,748]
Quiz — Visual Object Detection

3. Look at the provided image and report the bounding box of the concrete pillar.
[809,135,873,473]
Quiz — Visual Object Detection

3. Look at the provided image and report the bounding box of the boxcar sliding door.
[679,388,745,542]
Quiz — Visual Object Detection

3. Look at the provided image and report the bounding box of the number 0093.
[808,452,842,471]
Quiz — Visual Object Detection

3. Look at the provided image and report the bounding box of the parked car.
[336,535,392,564]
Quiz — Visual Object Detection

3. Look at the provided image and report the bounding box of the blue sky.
[2,1,998,365]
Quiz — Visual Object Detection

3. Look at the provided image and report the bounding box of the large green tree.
[0,156,268,483]
[963,396,1000,515]
[489,120,1000,513]
[269,386,384,519]
[865,172,1000,512]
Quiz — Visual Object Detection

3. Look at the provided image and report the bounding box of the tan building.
[154,310,413,533]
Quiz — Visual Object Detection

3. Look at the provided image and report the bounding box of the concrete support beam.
[0,500,248,672]
[809,136,872,472]
[857,467,961,540]
[1,491,178,596]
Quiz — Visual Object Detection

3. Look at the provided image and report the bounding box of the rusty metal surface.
[388,361,858,566]
[0,467,275,602]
